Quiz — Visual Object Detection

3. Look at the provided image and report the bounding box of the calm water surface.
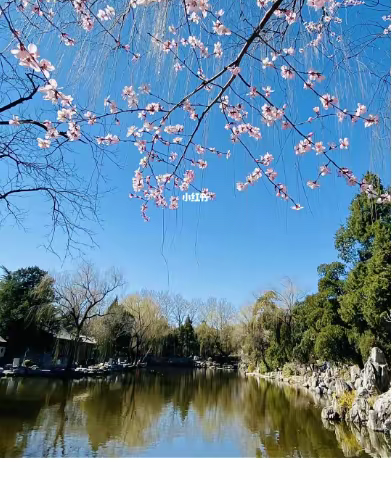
[0,369,390,457]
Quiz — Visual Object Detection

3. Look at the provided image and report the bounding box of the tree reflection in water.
[0,370,390,458]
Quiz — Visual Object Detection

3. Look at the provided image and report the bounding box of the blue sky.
[1,132,389,308]
[0,2,390,308]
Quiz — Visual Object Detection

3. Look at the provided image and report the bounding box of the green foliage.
[243,176,390,369]
[358,331,376,363]
[178,316,199,357]
[314,325,349,361]
[0,266,58,357]
[196,321,219,358]
[238,178,390,370]
[247,364,255,373]
[337,173,391,359]
[282,363,296,378]
[292,329,316,364]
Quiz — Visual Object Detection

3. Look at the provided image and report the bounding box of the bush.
[259,361,268,374]
[314,325,349,362]
[338,391,356,412]
[282,363,296,378]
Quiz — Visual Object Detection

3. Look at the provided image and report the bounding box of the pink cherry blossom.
[228,66,241,76]
[9,115,20,125]
[213,20,231,36]
[275,183,289,200]
[262,86,274,97]
[339,138,349,149]
[266,169,278,181]
[314,141,326,155]
[214,42,223,58]
[285,11,297,25]
[39,59,55,78]
[169,196,179,210]
[364,114,379,127]
[37,137,51,148]
[307,180,320,189]
[261,152,274,166]
[355,103,367,116]
[281,65,295,80]
[320,94,338,110]
[236,182,247,192]
[84,111,97,125]
[291,204,304,210]
[307,0,327,11]
[320,165,331,176]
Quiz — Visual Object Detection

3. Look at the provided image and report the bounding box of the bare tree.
[200,297,238,356]
[52,262,124,367]
[141,290,202,328]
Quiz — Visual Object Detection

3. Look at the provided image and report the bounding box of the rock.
[350,365,361,383]
[370,347,387,365]
[328,380,336,394]
[328,397,343,419]
[335,378,351,396]
[367,390,391,432]
[310,375,319,388]
[348,396,370,425]
[362,349,390,394]
[322,406,340,421]
[357,387,369,397]
[314,386,322,395]
[354,377,363,390]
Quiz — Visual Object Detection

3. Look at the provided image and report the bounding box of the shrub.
[259,361,268,374]
[338,391,356,411]
[282,363,296,378]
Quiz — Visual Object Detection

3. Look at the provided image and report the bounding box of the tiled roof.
[55,330,96,344]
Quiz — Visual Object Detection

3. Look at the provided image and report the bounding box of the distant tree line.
[0,173,390,368]
[0,263,241,364]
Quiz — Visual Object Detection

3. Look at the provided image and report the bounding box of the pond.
[0,369,390,457]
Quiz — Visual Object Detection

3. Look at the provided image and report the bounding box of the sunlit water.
[0,369,390,457]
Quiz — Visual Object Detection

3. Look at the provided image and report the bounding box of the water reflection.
[0,370,389,458]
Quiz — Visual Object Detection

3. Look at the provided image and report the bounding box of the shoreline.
[242,348,391,437]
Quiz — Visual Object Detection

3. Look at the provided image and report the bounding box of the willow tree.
[0,1,389,251]
[122,293,169,360]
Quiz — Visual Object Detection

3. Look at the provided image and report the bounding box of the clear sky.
[0,2,390,308]
[1,135,389,308]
